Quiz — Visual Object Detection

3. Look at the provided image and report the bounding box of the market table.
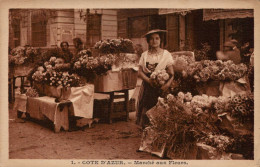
[93,69,138,123]
[14,84,95,132]
[14,95,72,132]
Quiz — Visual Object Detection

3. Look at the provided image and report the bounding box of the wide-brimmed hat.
[224,41,236,47]
[143,29,167,38]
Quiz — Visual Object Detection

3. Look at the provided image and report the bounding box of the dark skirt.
[136,80,161,128]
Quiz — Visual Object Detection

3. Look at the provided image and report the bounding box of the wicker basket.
[94,69,138,92]
[33,82,71,100]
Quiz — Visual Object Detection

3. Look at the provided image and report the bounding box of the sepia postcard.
[0,0,260,167]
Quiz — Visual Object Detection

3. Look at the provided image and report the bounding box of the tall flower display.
[186,60,248,82]
[9,46,38,65]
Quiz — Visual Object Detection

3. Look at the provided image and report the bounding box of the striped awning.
[159,9,196,15]
[203,9,253,21]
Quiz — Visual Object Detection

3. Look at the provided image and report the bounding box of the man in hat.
[216,40,241,64]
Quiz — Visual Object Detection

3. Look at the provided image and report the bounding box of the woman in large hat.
[136,29,174,128]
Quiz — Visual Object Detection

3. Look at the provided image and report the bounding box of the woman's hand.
[161,82,171,92]
[148,78,156,87]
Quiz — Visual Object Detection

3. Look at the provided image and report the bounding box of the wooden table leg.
[54,103,70,132]
[124,90,129,122]
[108,92,114,124]
[20,76,25,94]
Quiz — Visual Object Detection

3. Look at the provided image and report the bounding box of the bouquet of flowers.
[94,54,116,75]
[32,56,80,87]
[10,46,38,65]
[25,87,39,97]
[175,92,230,115]
[172,54,195,73]
[186,60,248,82]
[9,46,27,65]
[117,53,139,69]
[44,71,80,88]
[145,93,222,159]
[74,55,99,70]
[94,38,135,54]
[32,67,46,82]
[204,133,234,153]
[229,93,254,122]
[150,70,170,88]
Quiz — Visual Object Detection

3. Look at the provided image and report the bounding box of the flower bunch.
[172,54,195,73]
[74,55,99,70]
[45,71,80,87]
[10,46,38,65]
[25,88,39,97]
[43,57,56,70]
[32,66,46,82]
[42,56,70,72]
[94,38,134,54]
[25,46,38,57]
[10,46,27,65]
[194,42,211,61]
[213,96,230,113]
[170,92,230,115]
[148,93,221,159]
[10,46,26,57]
[229,93,254,121]
[186,60,248,82]
[94,54,116,75]
[113,53,139,69]
[204,133,234,152]
[150,70,170,87]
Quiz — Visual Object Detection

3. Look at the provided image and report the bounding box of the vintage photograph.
[8,8,254,160]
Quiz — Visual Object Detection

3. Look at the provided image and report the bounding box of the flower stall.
[13,53,96,132]
[72,38,139,123]
[72,38,138,92]
[139,92,254,159]
[9,46,39,76]
[9,46,40,98]
[138,50,254,159]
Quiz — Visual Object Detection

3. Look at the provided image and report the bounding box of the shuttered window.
[87,14,101,47]
[128,15,166,38]
[31,11,47,47]
[13,19,21,47]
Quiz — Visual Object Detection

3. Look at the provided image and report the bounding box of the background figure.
[60,41,73,63]
[73,38,83,54]
[216,40,241,64]
[72,38,84,63]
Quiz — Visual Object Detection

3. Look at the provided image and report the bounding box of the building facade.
[9,9,254,59]
[9,9,118,49]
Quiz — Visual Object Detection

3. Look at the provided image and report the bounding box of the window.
[87,14,101,47]
[13,19,20,47]
[128,15,166,38]
[31,11,47,47]
[128,16,149,38]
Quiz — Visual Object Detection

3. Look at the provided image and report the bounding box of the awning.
[159,9,196,16]
[203,9,253,21]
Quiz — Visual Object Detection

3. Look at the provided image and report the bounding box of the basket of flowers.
[9,46,39,76]
[32,56,80,100]
[91,38,138,92]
